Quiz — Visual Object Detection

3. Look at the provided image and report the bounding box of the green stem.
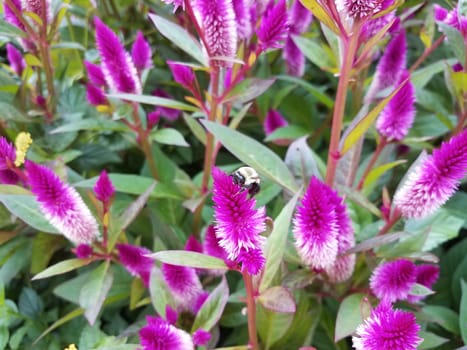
[243,272,259,350]
[325,21,362,186]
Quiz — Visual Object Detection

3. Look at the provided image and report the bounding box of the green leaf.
[0,194,58,233]
[150,251,228,270]
[411,59,455,89]
[264,125,308,142]
[0,102,30,122]
[201,121,299,193]
[107,93,199,112]
[460,280,467,344]
[34,308,84,344]
[79,261,114,325]
[51,42,86,51]
[257,286,296,313]
[260,192,300,292]
[0,19,26,37]
[362,159,406,192]
[223,78,275,104]
[299,0,339,34]
[345,231,406,254]
[151,128,189,147]
[183,114,206,145]
[257,304,294,349]
[149,268,175,317]
[340,80,407,155]
[336,185,381,217]
[409,283,434,297]
[0,326,8,350]
[275,75,334,109]
[418,331,449,350]
[421,305,460,335]
[148,14,208,66]
[438,23,466,65]
[0,185,30,195]
[292,36,335,71]
[30,233,66,274]
[460,0,467,17]
[335,293,370,342]
[32,258,92,280]
[192,277,229,332]
[18,287,43,318]
[74,174,183,200]
[50,118,128,133]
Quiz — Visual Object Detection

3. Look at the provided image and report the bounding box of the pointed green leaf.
[0,19,27,37]
[223,78,275,104]
[460,279,467,344]
[32,258,92,280]
[149,251,228,270]
[421,305,460,335]
[151,128,190,147]
[362,159,407,191]
[201,120,298,193]
[335,293,371,342]
[257,286,296,313]
[149,268,175,317]
[299,0,339,34]
[107,93,199,112]
[275,75,334,108]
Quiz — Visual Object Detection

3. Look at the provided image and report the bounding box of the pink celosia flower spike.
[365,30,407,103]
[345,0,383,19]
[4,0,25,31]
[193,329,211,346]
[370,259,417,303]
[257,0,289,51]
[407,264,440,303]
[25,161,99,244]
[139,316,194,350]
[6,43,25,76]
[117,243,153,286]
[22,0,52,24]
[293,176,339,269]
[264,109,288,137]
[131,31,153,71]
[376,71,416,141]
[93,17,141,94]
[394,129,467,218]
[352,304,422,350]
[194,0,238,67]
[161,263,203,310]
[232,0,252,40]
[0,137,17,171]
[94,169,115,205]
[86,84,108,106]
[84,61,107,87]
[167,61,196,91]
[212,167,266,272]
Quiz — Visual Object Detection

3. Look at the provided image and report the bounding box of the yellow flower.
[64,344,78,350]
[14,132,32,167]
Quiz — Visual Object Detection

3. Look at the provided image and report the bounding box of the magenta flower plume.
[6,44,25,76]
[84,61,107,87]
[93,17,141,94]
[131,31,153,71]
[117,243,153,286]
[352,305,422,350]
[193,291,209,314]
[4,0,24,31]
[161,263,203,310]
[394,129,467,218]
[194,0,237,67]
[153,89,181,121]
[370,259,417,303]
[264,109,288,136]
[94,170,115,204]
[283,37,305,77]
[75,243,93,259]
[203,225,228,260]
[0,170,20,185]
[212,167,266,263]
[147,111,161,130]
[86,84,108,106]
[365,30,407,103]
[185,235,203,253]
[257,0,289,51]
[237,248,265,275]
[25,161,99,245]
[232,0,252,40]
[165,305,178,325]
[22,0,52,24]
[376,71,416,141]
[345,0,383,19]
[139,316,194,350]
[434,5,467,36]
[289,0,312,34]
[0,137,16,170]
[408,264,439,303]
[293,177,339,269]
[361,11,398,41]
[167,61,195,91]
[193,329,211,346]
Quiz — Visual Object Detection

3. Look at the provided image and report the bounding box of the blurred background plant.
[0,0,466,349]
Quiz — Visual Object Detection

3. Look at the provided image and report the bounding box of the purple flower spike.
[0,137,16,170]
[433,4,448,22]
[117,243,154,286]
[4,0,24,31]
[376,71,416,141]
[23,0,52,24]
[94,170,115,204]
[233,0,252,40]
[264,109,288,136]
[193,329,211,346]
[131,31,153,71]
[84,61,107,87]
[238,248,265,275]
[153,89,181,121]
[408,264,439,303]
[394,129,467,218]
[165,305,178,325]
[0,170,20,185]
[283,37,305,77]
[289,0,313,35]
[293,177,339,269]
[94,17,141,94]
[352,304,422,350]
[86,84,108,106]
[161,263,203,310]
[361,11,398,42]
[370,259,417,303]
[147,111,161,129]
[203,225,228,261]
[75,243,93,259]
[25,161,100,245]
[193,291,209,314]
[185,235,203,253]
[365,30,407,103]
[194,0,238,67]
[257,0,289,51]
[345,0,383,19]
[6,44,25,76]
[212,168,266,261]
[139,316,194,350]
[167,61,195,91]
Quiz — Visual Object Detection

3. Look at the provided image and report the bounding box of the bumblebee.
[231,166,261,197]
